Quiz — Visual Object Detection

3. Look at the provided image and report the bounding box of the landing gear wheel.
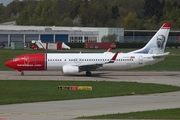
[86,71,92,76]
[21,72,24,76]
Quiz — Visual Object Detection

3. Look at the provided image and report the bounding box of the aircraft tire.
[86,71,92,76]
[21,72,24,76]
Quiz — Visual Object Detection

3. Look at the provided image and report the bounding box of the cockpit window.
[12,58,19,62]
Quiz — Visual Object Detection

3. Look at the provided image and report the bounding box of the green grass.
[1,48,180,70]
[0,80,180,105]
[80,108,180,119]
[1,48,180,119]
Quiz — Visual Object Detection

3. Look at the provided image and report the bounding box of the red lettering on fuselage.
[5,54,46,71]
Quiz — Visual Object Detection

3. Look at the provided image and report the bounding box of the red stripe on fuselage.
[10,53,46,71]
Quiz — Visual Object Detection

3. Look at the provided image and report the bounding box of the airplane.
[5,22,171,76]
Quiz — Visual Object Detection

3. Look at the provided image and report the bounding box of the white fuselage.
[46,53,164,71]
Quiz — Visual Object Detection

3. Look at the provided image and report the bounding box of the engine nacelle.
[62,65,79,75]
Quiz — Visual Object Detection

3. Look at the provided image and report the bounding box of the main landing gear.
[21,72,24,76]
[86,71,92,76]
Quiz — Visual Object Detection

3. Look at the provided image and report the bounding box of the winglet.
[107,48,112,52]
[107,52,118,63]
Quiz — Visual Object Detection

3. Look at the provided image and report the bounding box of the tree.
[162,7,180,23]
[119,12,141,29]
[128,0,144,18]
[151,15,158,24]
[61,17,73,26]
[111,5,120,19]
[101,34,117,42]
[16,9,29,25]
[16,1,37,25]
[176,18,180,28]
[143,0,162,19]
[0,4,5,22]
[2,0,25,20]
[79,1,111,27]
[1,0,180,30]
[69,0,82,19]
[31,0,58,25]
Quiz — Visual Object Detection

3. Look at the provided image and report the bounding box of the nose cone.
[5,60,13,68]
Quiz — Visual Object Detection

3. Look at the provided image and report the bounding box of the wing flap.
[79,63,103,71]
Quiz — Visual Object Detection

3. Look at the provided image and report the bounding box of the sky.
[0,0,23,6]
[0,0,13,6]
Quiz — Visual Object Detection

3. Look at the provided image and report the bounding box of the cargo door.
[139,55,143,64]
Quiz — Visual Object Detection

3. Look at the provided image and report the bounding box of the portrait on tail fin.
[157,35,165,49]
[128,22,171,54]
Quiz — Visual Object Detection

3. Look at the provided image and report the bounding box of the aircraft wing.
[152,52,170,58]
[79,63,104,71]
[79,52,118,71]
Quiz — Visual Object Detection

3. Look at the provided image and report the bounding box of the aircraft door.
[74,58,82,64]
[139,55,143,64]
[79,58,82,63]
[74,58,78,63]
[24,56,30,65]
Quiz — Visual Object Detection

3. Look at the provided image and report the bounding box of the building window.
[85,36,97,43]
[70,36,83,43]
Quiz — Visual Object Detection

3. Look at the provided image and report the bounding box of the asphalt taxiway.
[0,71,180,120]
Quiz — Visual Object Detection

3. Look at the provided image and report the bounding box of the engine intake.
[62,65,79,75]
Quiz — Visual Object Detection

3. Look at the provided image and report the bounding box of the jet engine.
[62,65,79,75]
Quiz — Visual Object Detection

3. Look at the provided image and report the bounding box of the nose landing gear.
[16,70,25,76]
[86,71,92,76]
[21,72,24,76]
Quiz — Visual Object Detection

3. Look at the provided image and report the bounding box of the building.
[124,30,180,43]
[0,25,124,47]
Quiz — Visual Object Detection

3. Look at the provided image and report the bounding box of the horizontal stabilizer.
[152,52,169,58]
